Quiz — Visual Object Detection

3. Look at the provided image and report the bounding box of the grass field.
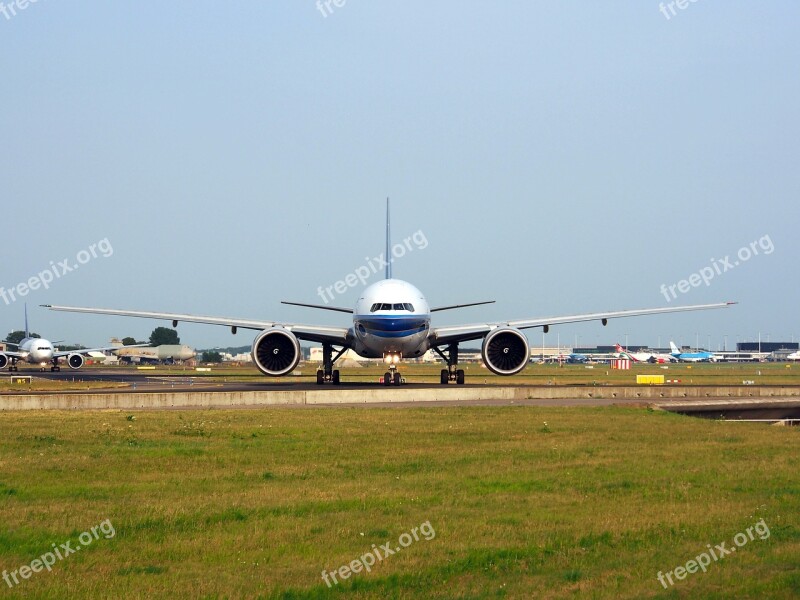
[0,405,797,598]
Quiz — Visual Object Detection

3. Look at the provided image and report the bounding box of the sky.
[2,1,798,351]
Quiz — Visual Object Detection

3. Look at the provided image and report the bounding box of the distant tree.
[58,344,87,352]
[202,351,223,364]
[121,337,138,346]
[149,327,180,347]
[5,331,40,345]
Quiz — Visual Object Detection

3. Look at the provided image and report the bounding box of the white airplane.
[786,351,800,361]
[614,343,675,364]
[1,306,149,372]
[44,201,735,385]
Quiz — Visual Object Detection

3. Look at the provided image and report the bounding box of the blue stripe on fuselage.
[354,314,430,338]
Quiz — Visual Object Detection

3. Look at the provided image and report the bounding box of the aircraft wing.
[0,350,26,359]
[52,343,150,359]
[42,305,351,347]
[431,302,736,346]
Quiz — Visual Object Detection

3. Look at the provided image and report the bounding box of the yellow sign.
[636,374,665,385]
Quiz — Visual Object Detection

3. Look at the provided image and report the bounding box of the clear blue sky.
[2,1,798,350]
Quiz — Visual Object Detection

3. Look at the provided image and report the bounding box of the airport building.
[737,342,798,353]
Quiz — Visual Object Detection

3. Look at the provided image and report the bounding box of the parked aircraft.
[44,201,734,385]
[614,344,675,364]
[669,341,716,362]
[114,344,196,364]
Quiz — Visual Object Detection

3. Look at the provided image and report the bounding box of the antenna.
[385,197,392,280]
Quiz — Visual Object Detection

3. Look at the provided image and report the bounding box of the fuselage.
[15,337,55,365]
[673,352,714,362]
[350,279,431,359]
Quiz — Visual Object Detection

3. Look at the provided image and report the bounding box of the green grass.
[0,406,797,598]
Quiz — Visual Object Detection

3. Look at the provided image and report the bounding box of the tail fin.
[614,343,624,353]
[385,197,392,279]
[669,341,680,354]
[24,303,30,339]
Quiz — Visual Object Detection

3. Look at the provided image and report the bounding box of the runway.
[3,370,800,419]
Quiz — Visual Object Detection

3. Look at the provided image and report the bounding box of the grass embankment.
[0,407,797,598]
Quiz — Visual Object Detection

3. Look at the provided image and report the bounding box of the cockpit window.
[370,302,414,312]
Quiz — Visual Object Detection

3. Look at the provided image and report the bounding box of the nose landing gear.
[382,353,404,386]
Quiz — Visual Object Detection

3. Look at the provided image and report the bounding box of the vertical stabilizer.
[385,197,392,280]
[24,303,30,339]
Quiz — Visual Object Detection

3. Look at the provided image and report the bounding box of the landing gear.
[433,343,466,384]
[382,368,403,386]
[8,359,19,372]
[315,343,346,385]
[50,359,61,373]
[382,353,404,386]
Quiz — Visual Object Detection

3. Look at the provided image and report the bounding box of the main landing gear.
[8,359,19,372]
[50,358,61,372]
[433,343,465,385]
[315,343,345,385]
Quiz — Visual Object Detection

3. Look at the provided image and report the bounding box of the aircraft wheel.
[383,372,392,386]
[332,370,340,385]
[316,370,324,385]
[440,369,449,385]
[393,371,401,386]
[456,369,465,385]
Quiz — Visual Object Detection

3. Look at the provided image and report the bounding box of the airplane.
[614,343,675,364]
[1,306,149,372]
[545,352,590,364]
[669,341,716,363]
[113,344,196,364]
[43,200,735,386]
[786,351,800,361]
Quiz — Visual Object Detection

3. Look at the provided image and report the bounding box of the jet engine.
[0,354,7,369]
[67,353,85,369]
[251,328,301,376]
[481,327,529,375]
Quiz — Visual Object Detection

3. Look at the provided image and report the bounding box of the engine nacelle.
[67,353,85,370]
[0,353,7,369]
[481,327,529,376]
[251,328,301,377]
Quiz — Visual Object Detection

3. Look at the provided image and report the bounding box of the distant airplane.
[614,343,675,364]
[43,200,735,385]
[787,351,800,361]
[669,341,715,363]
[1,306,149,372]
[538,352,589,364]
[114,344,196,364]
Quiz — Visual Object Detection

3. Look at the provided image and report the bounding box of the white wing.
[431,302,736,345]
[52,343,150,358]
[42,305,351,347]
